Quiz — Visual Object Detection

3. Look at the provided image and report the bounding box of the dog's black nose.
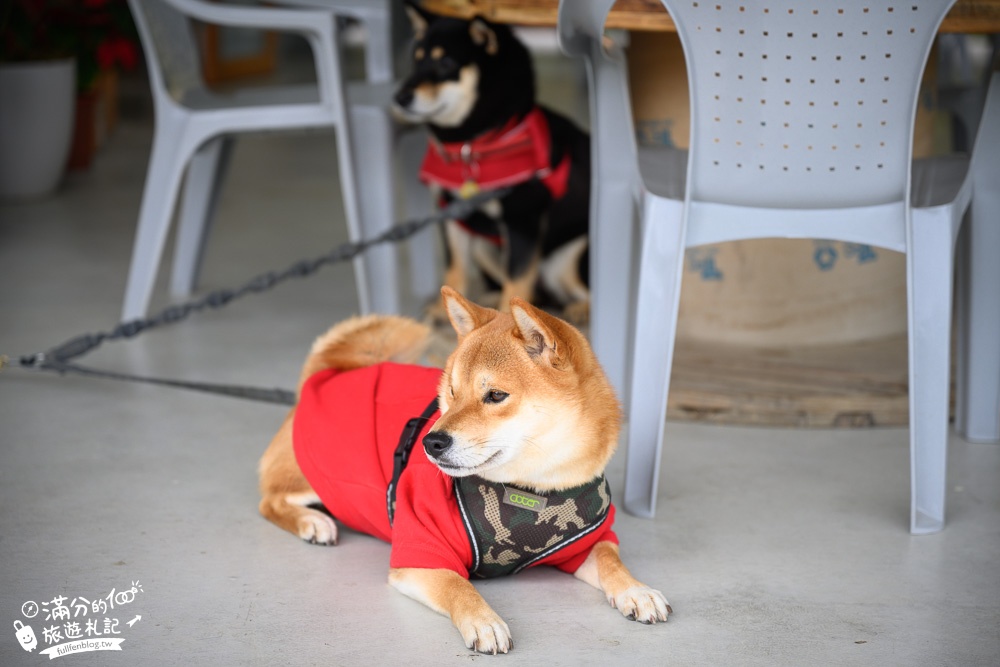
[394,88,414,109]
[423,431,453,458]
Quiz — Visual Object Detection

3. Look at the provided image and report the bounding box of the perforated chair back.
[667,0,956,210]
[130,0,205,102]
[559,0,998,534]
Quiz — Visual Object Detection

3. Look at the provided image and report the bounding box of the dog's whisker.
[473,437,510,451]
[521,437,545,454]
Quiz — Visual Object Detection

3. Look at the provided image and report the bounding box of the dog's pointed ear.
[442,286,495,340]
[469,17,499,55]
[510,298,563,366]
[405,1,432,41]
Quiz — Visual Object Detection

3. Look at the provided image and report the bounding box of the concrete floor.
[2,53,999,667]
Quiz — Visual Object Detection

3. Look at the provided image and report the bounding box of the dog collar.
[419,107,571,200]
[454,474,612,578]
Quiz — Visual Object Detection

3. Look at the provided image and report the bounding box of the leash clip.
[18,353,46,371]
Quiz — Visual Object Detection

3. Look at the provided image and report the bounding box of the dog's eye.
[435,57,459,79]
[484,390,509,404]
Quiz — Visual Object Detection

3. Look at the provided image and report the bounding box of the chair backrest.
[128,0,205,102]
[662,0,956,209]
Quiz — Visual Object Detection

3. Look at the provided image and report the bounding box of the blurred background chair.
[559,0,1000,534]
[556,0,643,403]
[124,0,427,321]
[277,0,440,308]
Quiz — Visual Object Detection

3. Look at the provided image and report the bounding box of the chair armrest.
[161,0,334,35]
[271,0,385,20]
[557,0,618,58]
[159,0,345,107]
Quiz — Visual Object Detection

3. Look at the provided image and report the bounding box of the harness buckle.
[387,397,440,526]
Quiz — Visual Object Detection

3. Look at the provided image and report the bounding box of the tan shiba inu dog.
[258,287,669,654]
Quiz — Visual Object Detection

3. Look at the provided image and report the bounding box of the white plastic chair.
[277,0,440,306]
[124,0,404,320]
[559,0,1000,534]
[557,1,643,402]
[954,69,1000,445]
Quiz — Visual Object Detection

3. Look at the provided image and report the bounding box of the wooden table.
[421,0,1000,33]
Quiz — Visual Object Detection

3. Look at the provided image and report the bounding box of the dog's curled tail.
[297,315,431,391]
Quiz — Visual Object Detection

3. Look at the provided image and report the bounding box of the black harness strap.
[386,398,440,526]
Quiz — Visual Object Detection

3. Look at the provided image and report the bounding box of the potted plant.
[65,0,139,170]
[0,0,137,199]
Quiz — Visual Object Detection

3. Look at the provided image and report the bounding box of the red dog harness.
[419,106,572,201]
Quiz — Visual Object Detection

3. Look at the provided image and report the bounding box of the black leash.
[23,360,298,406]
[3,188,509,406]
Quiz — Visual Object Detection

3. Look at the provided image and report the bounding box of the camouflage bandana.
[453,475,612,578]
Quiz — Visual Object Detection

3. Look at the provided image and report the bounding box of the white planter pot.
[0,58,76,200]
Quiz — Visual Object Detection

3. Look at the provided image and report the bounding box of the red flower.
[112,38,138,71]
[97,36,139,71]
[96,40,116,69]
[4,0,139,89]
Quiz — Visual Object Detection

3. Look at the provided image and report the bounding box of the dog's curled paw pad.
[613,586,671,624]
[297,513,338,546]
[460,615,513,655]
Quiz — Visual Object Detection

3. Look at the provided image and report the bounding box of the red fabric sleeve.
[293,363,444,544]
[294,366,394,541]
[389,464,473,577]
[534,504,620,574]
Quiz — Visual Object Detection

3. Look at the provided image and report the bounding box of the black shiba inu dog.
[393,3,592,323]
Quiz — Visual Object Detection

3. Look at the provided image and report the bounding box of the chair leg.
[907,208,955,534]
[954,219,972,436]
[956,73,1000,443]
[589,175,638,403]
[398,126,439,308]
[959,178,1000,442]
[170,135,234,298]
[361,7,394,84]
[585,42,640,403]
[348,104,400,314]
[121,127,196,322]
[623,195,687,518]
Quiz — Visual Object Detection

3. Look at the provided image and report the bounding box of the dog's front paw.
[609,586,671,624]
[297,510,338,546]
[457,612,513,655]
